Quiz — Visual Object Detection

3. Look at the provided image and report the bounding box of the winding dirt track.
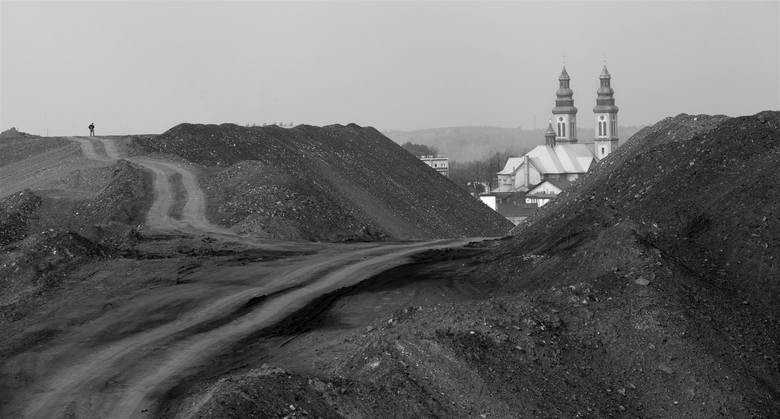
[71,137,230,236]
[14,238,471,418]
[2,137,484,418]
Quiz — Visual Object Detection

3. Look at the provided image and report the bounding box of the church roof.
[525,144,595,174]
[497,157,525,175]
[546,178,574,190]
[497,144,595,176]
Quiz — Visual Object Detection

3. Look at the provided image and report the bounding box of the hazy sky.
[1,1,778,136]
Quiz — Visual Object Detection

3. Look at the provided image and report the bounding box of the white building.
[524,179,570,207]
[419,156,449,177]
[493,66,620,206]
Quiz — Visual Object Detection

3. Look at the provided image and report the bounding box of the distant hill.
[135,123,513,241]
[384,126,643,162]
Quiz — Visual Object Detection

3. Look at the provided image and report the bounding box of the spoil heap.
[0,129,65,167]
[136,123,512,241]
[510,111,779,313]
[0,161,152,322]
[181,112,778,417]
[0,128,33,139]
[451,111,779,416]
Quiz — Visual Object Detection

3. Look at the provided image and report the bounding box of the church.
[494,65,620,206]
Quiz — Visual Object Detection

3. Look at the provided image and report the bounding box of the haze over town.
[1,1,778,136]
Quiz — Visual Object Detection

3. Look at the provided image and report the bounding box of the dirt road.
[0,137,489,417]
[67,136,231,236]
[5,237,476,418]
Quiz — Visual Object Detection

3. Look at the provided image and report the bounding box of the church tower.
[552,66,578,143]
[593,65,619,159]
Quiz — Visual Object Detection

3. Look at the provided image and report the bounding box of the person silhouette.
[88,123,95,136]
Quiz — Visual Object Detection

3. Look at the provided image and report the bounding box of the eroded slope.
[135,123,512,241]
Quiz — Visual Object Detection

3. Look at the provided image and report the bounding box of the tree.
[401,142,438,157]
[448,149,528,193]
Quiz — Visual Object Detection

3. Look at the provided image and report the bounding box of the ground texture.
[0,114,777,417]
[133,123,512,241]
[153,112,779,418]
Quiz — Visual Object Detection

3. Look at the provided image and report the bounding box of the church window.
[562,122,566,137]
[601,147,605,155]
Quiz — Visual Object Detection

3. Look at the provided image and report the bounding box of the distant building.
[491,66,620,206]
[480,191,538,225]
[419,156,449,177]
[524,179,571,207]
[479,195,497,210]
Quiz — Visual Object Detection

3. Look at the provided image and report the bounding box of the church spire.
[594,65,617,113]
[551,66,578,143]
[593,65,619,160]
[545,120,556,147]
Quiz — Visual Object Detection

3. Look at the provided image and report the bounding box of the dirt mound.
[135,123,512,240]
[10,160,154,240]
[0,134,66,167]
[0,191,43,246]
[0,230,111,321]
[0,159,153,321]
[0,128,34,139]
[186,112,779,416]
[511,111,780,312]
[182,365,341,418]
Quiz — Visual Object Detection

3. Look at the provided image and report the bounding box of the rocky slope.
[175,112,779,417]
[0,161,153,323]
[0,129,65,167]
[511,111,779,314]
[135,123,512,241]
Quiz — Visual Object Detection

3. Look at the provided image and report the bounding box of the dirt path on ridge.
[7,136,491,418]
[67,137,235,237]
[70,137,114,163]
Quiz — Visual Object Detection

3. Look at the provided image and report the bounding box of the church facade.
[494,66,620,205]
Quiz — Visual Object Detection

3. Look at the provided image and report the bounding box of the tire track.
[17,238,474,418]
[69,136,229,236]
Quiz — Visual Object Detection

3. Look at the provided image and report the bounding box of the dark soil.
[163,112,779,417]
[0,132,66,167]
[154,245,493,418]
[134,123,512,241]
[511,111,780,316]
[0,160,155,323]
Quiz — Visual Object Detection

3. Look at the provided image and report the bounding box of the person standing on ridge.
[88,123,95,136]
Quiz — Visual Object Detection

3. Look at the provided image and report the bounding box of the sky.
[1,1,778,136]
